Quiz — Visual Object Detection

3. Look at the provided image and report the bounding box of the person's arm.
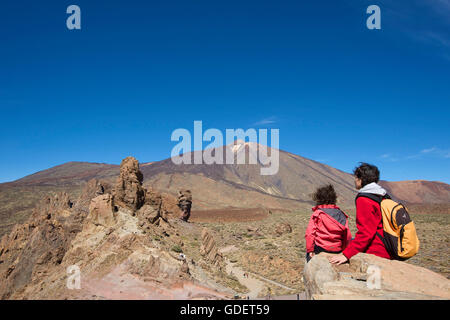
[342,197,380,260]
[305,212,318,253]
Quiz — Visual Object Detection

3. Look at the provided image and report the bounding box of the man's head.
[353,162,380,189]
[312,184,337,206]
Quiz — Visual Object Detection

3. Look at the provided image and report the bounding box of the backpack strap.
[355,192,393,258]
[355,192,391,204]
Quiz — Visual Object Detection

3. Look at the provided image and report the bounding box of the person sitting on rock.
[329,163,391,265]
[305,184,352,262]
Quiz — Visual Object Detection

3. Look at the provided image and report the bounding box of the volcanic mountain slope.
[138,141,450,209]
[141,141,357,209]
[8,162,119,187]
[379,180,450,204]
[0,157,234,299]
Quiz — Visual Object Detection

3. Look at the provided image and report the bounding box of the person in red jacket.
[329,163,391,265]
[305,184,352,262]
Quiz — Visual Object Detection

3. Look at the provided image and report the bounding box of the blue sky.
[0,0,449,183]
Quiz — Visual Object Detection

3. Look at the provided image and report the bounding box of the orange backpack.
[357,193,420,260]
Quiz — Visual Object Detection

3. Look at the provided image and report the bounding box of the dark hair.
[353,162,380,187]
[312,184,337,206]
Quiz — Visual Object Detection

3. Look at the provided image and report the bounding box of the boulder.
[87,194,117,228]
[303,252,450,300]
[137,204,160,228]
[274,223,292,236]
[74,179,112,213]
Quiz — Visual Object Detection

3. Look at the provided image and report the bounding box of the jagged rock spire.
[114,157,145,211]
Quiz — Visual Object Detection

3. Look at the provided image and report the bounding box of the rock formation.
[177,189,192,221]
[85,194,117,228]
[114,157,145,211]
[303,252,450,300]
[136,187,169,231]
[0,192,86,299]
[0,157,232,300]
[113,157,177,231]
[200,228,224,269]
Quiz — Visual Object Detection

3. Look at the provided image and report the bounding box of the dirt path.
[250,272,296,292]
[220,245,297,299]
[225,258,266,299]
[219,245,238,254]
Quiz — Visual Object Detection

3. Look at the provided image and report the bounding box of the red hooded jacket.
[305,204,352,253]
[342,196,391,260]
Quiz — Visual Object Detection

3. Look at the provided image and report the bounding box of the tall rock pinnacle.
[114,157,145,211]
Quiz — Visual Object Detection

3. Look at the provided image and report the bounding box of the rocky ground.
[0,158,236,299]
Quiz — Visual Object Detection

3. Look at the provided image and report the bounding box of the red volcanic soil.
[80,265,231,300]
[190,208,271,223]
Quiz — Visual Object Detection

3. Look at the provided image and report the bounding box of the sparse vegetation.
[214,271,249,294]
[171,245,183,253]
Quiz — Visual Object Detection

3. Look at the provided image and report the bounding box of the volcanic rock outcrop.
[177,189,192,221]
[200,228,224,269]
[0,192,87,299]
[303,252,450,300]
[0,157,232,300]
[85,194,117,229]
[114,157,145,211]
[113,157,172,230]
[136,187,170,231]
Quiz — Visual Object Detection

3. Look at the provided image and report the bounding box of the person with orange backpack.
[329,163,419,265]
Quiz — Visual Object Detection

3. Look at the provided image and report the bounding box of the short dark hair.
[353,162,380,187]
[312,184,337,206]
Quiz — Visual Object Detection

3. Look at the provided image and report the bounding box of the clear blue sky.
[0,0,449,183]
